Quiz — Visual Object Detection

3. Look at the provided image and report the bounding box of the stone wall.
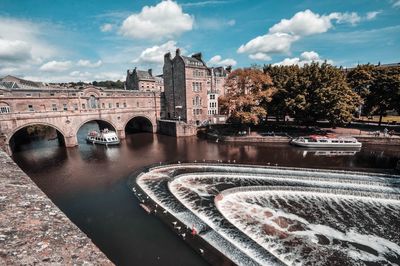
[158,120,197,137]
[0,151,113,265]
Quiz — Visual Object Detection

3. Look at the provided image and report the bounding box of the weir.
[132,163,400,266]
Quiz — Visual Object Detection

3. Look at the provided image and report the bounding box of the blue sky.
[0,0,399,82]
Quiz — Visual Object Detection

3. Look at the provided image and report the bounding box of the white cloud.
[238,33,299,55]
[69,71,91,77]
[181,1,228,7]
[77,59,102,68]
[366,11,381,20]
[0,39,32,61]
[120,0,194,40]
[207,55,237,66]
[328,12,361,25]
[273,51,333,66]
[392,0,400,8]
[0,17,58,63]
[134,40,178,65]
[100,23,113,32]
[39,60,72,72]
[269,10,333,36]
[239,9,365,61]
[249,53,271,61]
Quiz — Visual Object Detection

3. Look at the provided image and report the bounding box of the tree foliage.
[219,68,276,125]
[263,62,361,125]
[347,65,400,125]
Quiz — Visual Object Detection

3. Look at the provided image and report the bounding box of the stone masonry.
[0,151,113,265]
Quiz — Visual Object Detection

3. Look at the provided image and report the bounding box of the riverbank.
[0,151,112,265]
[203,126,400,145]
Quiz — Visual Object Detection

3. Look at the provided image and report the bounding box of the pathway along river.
[12,122,400,265]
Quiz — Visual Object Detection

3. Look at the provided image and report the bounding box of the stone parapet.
[0,151,113,265]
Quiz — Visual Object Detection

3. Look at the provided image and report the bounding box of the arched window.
[88,95,98,109]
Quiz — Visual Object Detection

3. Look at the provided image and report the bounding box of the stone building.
[163,49,209,124]
[163,49,230,125]
[207,66,231,118]
[125,68,164,92]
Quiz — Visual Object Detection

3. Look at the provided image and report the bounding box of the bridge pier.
[117,130,126,140]
[64,135,78,148]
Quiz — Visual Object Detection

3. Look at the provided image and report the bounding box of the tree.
[266,62,361,125]
[263,64,301,121]
[363,67,400,125]
[219,68,276,125]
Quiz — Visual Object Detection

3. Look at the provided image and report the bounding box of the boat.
[290,135,362,148]
[86,128,120,145]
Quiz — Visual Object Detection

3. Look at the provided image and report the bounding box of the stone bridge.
[0,86,163,155]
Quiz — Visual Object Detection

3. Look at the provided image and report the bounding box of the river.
[11,122,400,265]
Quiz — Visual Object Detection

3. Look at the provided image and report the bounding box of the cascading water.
[133,163,400,266]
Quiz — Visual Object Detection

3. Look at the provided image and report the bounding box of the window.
[52,104,57,111]
[123,102,127,108]
[50,93,55,96]
[26,93,32,97]
[28,105,34,111]
[192,82,202,92]
[82,103,86,109]
[0,106,10,114]
[102,103,105,108]
[71,93,76,96]
[73,103,78,111]
[63,104,68,111]
[88,95,98,109]
[116,103,120,108]
[109,103,113,108]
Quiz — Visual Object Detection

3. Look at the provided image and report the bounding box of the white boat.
[86,128,120,145]
[290,135,362,148]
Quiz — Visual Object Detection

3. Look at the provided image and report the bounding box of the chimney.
[148,69,153,77]
[192,52,202,61]
[226,65,232,73]
[175,48,181,57]
[164,52,171,61]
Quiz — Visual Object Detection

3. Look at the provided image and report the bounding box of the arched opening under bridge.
[125,116,153,134]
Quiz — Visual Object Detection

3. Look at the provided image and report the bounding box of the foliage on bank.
[219,62,400,126]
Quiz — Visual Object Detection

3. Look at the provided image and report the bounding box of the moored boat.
[290,135,362,148]
[86,128,120,145]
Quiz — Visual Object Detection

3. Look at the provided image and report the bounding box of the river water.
[11,122,400,265]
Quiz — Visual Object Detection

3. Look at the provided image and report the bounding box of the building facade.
[125,68,164,92]
[163,49,209,124]
[163,49,230,125]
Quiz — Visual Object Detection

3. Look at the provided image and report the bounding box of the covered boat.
[86,128,120,145]
[290,135,362,148]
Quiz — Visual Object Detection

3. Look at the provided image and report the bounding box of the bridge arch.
[76,118,118,137]
[124,115,155,133]
[7,122,67,154]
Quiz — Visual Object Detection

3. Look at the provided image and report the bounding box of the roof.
[135,70,155,81]
[181,56,206,68]
[0,75,42,88]
[212,67,229,77]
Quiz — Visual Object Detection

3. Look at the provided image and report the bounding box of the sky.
[0,0,399,82]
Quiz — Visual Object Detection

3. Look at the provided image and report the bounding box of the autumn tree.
[219,68,276,125]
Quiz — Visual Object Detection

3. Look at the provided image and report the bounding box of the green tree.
[363,67,400,125]
[266,62,361,125]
